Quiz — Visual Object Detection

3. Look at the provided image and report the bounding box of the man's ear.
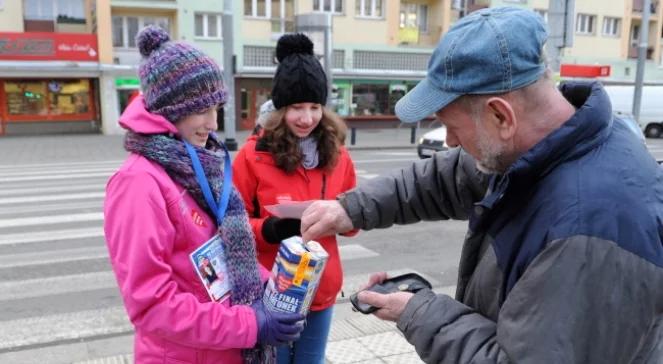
[485,97,517,140]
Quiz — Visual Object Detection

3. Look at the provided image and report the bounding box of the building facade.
[9,0,663,135]
[0,0,103,134]
[235,0,455,130]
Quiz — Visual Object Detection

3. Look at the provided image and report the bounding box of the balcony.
[633,0,658,14]
[628,45,654,59]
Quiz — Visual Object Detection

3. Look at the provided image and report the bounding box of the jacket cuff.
[337,193,363,229]
[397,289,460,336]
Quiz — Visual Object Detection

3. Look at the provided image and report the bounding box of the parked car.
[417,126,447,158]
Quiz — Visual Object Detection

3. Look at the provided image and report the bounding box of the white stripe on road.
[0,172,111,183]
[0,227,103,245]
[0,212,103,228]
[0,246,108,269]
[0,306,131,351]
[353,158,414,164]
[338,244,379,260]
[0,160,123,170]
[0,192,105,205]
[0,271,116,301]
[0,184,103,197]
[0,167,117,178]
[0,200,101,216]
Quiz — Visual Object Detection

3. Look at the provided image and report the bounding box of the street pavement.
[0,127,442,364]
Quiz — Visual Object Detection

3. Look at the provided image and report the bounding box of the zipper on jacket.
[321,174,327,199]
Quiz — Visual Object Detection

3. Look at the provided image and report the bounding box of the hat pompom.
[276,33,314,63]
[137,25,170,57]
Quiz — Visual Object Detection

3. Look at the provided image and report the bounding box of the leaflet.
[264,200,314,219]
[190,235,231,302]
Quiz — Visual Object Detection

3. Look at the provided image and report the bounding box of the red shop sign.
[0,32,98,61]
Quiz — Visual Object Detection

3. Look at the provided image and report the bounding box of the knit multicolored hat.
[271,33,328,109]
[136,25,227,122]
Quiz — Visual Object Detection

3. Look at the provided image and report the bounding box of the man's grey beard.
[475,126,510,174]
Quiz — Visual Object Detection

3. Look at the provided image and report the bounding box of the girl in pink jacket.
[103,26,304,364]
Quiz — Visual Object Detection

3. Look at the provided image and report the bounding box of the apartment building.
[0,0,103,134]
[236,0,454,130]
[489,0,663,83]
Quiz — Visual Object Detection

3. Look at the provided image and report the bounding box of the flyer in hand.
[190,235,231,302]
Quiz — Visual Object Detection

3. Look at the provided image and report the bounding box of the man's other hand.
[357,290,414,322]
[301,200,353,241]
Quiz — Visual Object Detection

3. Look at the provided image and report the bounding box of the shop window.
[5,81,48,116]
[351,84,389,116]
[3,79,93,121]
[47,80,90,115]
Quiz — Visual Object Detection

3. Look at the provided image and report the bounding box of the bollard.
[351,127,356,145]
[410,126,416,144]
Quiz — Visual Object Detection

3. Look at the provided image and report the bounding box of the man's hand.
[300,200,353,241]
[358,290,414,322]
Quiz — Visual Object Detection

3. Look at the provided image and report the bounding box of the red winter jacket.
[232,134,357,311]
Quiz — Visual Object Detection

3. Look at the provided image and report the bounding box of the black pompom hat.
[271,33,328,109]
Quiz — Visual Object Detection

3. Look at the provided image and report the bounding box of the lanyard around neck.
[184,141,232,226]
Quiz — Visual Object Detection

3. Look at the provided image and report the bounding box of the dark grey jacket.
[339,83,663,363]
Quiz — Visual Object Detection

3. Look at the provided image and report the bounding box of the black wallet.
[349,273,432,314]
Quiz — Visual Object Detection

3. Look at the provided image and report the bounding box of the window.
[112,15,170,49]
[3,79,93,120]
[602,17,621,37]
[24,0,54,20]
[576,14,596,35]
[56,0,85,24]
[24,0,85,23]
[534,9,548,23]
[244,0,268,18]
[313,0,343,14]
[400,4,428,33]
[356,0,382,18]
[195,13,222,38]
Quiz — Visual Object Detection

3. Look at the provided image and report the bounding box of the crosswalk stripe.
[338,244,379,260]
[353,158,414,164]
[0,184,103,197]
[0,271,116,301]
[0,160,123,170]
[0,212,103,228]
[0,227,103,245]
[0,200,101,216]
[0,246,108,269]
[0,172,112,183]
[0,192,105,205]
[0,167,117,178]
[0,307,131,351]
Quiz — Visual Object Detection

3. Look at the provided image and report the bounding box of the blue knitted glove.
[251,300,305,346]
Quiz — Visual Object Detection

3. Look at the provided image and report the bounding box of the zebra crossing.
[0,156,441,364]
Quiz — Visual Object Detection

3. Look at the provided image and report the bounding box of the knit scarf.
[298,136,319,169]
[124,131,274,364]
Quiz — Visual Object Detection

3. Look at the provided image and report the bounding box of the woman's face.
[176,108,218,147]
[284,102,323,138]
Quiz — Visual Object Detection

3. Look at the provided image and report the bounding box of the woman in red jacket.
[232,33,357,364]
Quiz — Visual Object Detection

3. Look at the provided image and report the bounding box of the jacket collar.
[479,81,613,211]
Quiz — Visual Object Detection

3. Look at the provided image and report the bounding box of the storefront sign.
[0,32,99,61]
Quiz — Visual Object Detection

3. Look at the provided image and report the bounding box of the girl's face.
[176,108,218,147]
[284,102,323,138]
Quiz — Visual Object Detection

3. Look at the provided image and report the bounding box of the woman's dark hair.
[259,107,347,174]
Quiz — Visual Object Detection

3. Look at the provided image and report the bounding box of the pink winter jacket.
[104,96,266,364]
